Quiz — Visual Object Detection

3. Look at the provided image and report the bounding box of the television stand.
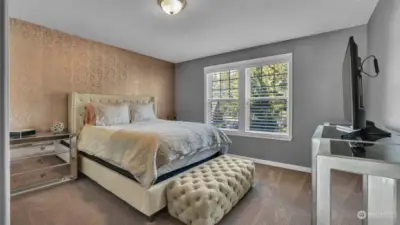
[312,124,400,224]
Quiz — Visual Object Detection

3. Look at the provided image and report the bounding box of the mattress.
[61,140,225,184]
[79,148,222,184]
[157,146,223,176]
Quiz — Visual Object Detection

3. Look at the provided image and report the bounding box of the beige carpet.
[11,164,362,225]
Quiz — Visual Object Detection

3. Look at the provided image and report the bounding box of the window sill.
[220,129,293,141]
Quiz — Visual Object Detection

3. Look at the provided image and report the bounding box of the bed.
[68,92,230,219]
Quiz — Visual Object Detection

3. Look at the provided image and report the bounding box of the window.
[204,54,292,140]
[207,70,239,130]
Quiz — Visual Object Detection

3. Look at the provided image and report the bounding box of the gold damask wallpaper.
[10,19,175,131]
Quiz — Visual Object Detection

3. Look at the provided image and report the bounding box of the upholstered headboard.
[68,92,157,134]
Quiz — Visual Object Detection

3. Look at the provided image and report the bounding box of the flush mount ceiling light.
[158,0,187,15]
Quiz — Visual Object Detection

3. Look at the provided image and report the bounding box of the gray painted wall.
[366,0,400,132]
[175,26,367,167]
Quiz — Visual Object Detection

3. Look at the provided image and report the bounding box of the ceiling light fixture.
[158,0,186,16]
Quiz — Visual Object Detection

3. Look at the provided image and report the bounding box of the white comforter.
[78,119,231,188]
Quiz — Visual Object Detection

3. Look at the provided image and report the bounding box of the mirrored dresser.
[10,132,77,196]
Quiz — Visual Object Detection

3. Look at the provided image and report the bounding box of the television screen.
[342,41,352,125]
[342,36,365,130]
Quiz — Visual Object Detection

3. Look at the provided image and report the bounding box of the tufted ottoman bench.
[166,155,255,225]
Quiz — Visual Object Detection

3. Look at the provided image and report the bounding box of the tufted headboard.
[68,92,157,135]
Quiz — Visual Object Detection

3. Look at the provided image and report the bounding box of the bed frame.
[68,92,174,219]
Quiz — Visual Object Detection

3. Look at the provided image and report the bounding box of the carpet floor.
[11,163,362,225]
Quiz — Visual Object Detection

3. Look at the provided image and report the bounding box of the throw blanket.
[78,120,231,188]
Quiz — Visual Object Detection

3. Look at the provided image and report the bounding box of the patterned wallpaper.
[10,19,175,131]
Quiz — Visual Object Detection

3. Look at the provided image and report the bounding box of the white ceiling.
[9,0,378,63]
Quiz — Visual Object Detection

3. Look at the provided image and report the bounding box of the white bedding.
[157,146,226,177]
[62,140,223,179]
[78,119,231,187]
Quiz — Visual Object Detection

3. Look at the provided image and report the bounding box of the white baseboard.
[227,154,311,173]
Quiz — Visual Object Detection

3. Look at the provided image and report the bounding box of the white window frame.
[204,53,293,141]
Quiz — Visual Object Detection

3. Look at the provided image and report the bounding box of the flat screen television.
[340,37,390,142]
[342,36,365,130]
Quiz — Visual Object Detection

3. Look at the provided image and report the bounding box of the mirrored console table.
[312,125,400,225]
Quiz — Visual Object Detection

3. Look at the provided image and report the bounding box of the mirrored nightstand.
[10,132,77,196]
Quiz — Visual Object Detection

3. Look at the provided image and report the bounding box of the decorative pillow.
[133,103,156,122]
[85,103,96,125]
[94,103,130,126]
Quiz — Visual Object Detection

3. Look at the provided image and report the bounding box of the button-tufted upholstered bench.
[166,155,255,225]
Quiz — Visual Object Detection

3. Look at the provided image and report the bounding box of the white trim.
[223,129,292,141]
[228,154,311,173]
[288,54,293,140]
[0,1,10,224]
[204,72,210,124]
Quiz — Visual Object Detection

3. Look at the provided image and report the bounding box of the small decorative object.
[50,122,64,134]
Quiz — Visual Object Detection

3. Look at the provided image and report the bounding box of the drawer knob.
[40,146,46,151]
[40,173,46,178]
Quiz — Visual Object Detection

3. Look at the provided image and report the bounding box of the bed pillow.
[94,103,130,126]
[85,103,96,125]
[133,103,156,122]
